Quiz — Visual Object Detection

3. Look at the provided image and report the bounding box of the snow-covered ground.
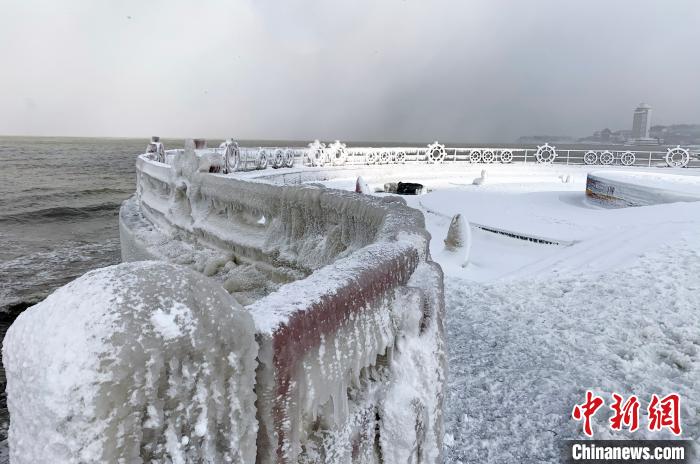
[316,164,700,462]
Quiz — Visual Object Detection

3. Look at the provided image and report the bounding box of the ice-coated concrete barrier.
[586,170,700,207]
[115,140,446,462]
[3,262,258,464]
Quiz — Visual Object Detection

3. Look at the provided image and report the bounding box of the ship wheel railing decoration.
[535,143,557,164]
[154,137,697,171]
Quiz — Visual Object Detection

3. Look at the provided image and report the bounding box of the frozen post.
[444,213,472,266]
[146,136,165,163]
[355,176,371,194]
[3,262,258,464]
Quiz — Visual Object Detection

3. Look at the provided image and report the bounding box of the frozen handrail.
[154,139,698,169]
[123,139,446,462]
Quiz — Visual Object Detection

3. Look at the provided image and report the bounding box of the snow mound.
[3,261,258,464]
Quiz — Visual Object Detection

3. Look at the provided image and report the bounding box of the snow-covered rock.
[3,261,258,464]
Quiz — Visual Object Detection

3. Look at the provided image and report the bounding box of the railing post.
[566,150,570,165]
[648,152,652,167]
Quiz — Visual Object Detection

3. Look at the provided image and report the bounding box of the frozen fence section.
[117,139,446,462]
[586,170,700,207]
[144,137,700,170]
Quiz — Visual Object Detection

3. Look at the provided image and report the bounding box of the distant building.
[631,103,652,139]
[628,103,659,145]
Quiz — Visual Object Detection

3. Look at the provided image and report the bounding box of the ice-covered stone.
[3,261,258,464]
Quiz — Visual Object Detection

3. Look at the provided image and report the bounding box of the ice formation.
[379,262,446,463]
[3,261,258,464]
[115,143,446,462]
[5,141,470,463]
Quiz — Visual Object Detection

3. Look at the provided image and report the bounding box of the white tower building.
[631,103,652,140]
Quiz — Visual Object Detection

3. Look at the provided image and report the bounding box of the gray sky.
[1,0,699,142]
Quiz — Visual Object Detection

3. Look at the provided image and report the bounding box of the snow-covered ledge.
[4,140,445,462]
[586,170,700,207]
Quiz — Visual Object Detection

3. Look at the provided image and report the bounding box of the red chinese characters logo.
[609,393,640,432]
[572,390,604,437]
[572,392,682,437]
[648,393,682,436]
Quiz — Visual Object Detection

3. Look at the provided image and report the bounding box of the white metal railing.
[144,138,699,172]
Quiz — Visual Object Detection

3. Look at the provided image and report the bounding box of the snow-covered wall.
[586,171,700,207]
[116,141,446,462]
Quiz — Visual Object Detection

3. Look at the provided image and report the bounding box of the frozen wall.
[120,143,446,463]
[5,140,445,463]
[128,143,419,274]
[586,171,700,207]
[3,261,258,464]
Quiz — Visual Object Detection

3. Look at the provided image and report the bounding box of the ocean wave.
[0,238,121,313]
[9,187,129,198]
[0,202,123,223]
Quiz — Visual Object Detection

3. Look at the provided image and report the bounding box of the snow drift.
[2,261,258,464]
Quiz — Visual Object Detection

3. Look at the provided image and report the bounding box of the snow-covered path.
[443,234,700,463]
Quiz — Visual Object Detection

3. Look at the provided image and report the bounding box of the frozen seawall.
[5,140,445,463]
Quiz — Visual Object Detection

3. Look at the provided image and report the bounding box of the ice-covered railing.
[132,145,420,275]
[308,141,699,168]
[119,139,446,462]
[149,137,699,171]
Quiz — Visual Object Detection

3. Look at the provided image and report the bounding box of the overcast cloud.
[1,0,699,142]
